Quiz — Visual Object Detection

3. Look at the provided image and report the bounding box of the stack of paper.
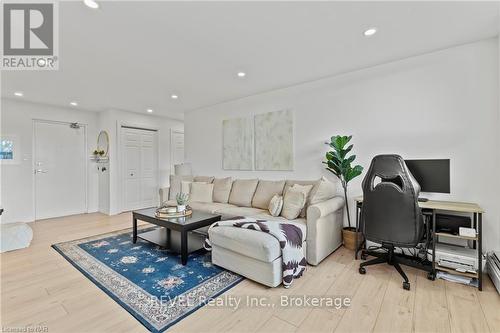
[436,271,477,287]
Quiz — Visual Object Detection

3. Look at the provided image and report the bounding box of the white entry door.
[122,127,158,211]
[170,130,184,173]
[34,121,87,220]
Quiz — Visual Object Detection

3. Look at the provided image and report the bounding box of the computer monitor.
[404,159,450,193]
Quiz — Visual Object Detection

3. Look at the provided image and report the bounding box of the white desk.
[354,196,483,213]
[354,196,484,290]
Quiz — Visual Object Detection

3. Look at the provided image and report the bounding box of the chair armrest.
[159,187,170,204]
[307,196,345,221]
[306,196,345,265]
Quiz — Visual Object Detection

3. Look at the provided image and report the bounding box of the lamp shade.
[174,163,192,176]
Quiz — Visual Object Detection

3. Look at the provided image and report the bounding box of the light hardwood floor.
[1,212,499,333]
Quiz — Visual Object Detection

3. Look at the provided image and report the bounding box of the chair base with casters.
[359,243,412,290]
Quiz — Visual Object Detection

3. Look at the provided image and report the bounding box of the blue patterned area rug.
[52,227,243,332]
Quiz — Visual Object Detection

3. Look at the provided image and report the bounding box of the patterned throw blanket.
[204,216,307,288]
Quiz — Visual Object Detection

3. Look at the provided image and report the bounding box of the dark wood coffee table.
[132,208,221,265]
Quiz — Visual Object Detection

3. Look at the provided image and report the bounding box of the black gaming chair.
[359,154,424,290]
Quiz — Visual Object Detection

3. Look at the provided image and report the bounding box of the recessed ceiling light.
[237,72,246,78]
[147,109,153,113]
[363,28,377,37]
[70,101,78,106]
[171,94,178,100]
[14,91,23,97]
[84,0,99,9]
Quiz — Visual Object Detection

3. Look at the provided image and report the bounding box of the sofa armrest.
[306,196,345,265]
[307,196,345,221]
[159,187,170,204]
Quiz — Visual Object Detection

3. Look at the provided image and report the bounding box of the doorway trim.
[170,129,184,175]
[116,120,160,214]
[32,119,89,221]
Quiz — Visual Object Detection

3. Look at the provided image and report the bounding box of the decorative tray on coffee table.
[155,206,193,218]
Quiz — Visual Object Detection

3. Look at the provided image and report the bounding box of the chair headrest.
[362,154,420,196]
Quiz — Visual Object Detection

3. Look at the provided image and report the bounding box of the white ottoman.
[209,226,306,287]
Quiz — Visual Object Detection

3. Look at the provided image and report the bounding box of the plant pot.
[342,227,363,251]
[177,205,186,212]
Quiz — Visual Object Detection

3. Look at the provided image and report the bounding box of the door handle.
[35,169,48,174]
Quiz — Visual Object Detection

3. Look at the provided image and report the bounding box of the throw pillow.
[309,176,337,205]
[228,179,259,207]
[193,176,215,183]
[284,180,320,217]
[281,187,307,220]
[181,181,191,195]
[190,183,214,203]
[268,195,284,217]
[291,184,313,217]
[181,181,207,195]
[252,180,286,209]
[213,177,233,203]
[169,175,194,200]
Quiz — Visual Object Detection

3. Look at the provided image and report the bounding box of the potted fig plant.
[324,135,363,250]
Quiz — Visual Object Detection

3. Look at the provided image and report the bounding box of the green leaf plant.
[176,192,189,206]
[323,135,363,229]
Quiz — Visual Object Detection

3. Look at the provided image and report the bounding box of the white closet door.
[170,130,184,173]
[34,121,87,220]
[123,129,141,210]
[139,131,156,207]
[122,127,158,211]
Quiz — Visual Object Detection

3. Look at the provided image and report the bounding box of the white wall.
[185,38,499,250]
[0,99,99,223]
[97,109,183,215]
[0,100,184,222]
[497,29,500,247]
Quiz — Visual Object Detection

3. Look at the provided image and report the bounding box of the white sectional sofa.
[159,176,345,287]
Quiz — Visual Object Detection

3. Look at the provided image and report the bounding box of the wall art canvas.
[222,117,253,170]
[254,110,293,171]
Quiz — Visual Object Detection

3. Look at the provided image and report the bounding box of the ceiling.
[2,1,499,120]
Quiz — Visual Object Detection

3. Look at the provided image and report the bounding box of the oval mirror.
[97,130,109,157]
